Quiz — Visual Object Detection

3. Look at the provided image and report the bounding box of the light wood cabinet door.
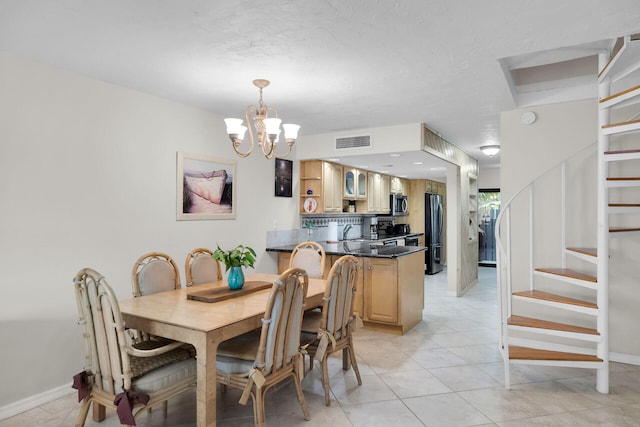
[323,162,342,212]
[363,257,398,324]
[381,175,391,213]
[367,172,380,212]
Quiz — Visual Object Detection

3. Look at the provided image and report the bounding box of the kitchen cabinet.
[323,162,343,212]
[300,160,342,214]
[391,177,409,195]
[362,251,424,334]
[367,172,390,213]
[344,168,367,200]
[363,257,397,323]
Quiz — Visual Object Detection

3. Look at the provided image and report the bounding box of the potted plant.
[212,244,257,289]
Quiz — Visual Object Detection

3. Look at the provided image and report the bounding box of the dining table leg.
[196,333,219,426]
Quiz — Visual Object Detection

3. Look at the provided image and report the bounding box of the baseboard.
[0,384,74,421]
[610,352,640,366]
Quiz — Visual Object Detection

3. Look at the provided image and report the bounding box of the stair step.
[513,290,597,309]
[607,177,640,188]
[601,119,640,135]
[599,85,640,109]
[509,346,602,362]
[603,149,640,161]
[534,268,597,283]
[566,247,597,257]
[610,227,640,233]
[609,203,640,214]
[508,315,599,336]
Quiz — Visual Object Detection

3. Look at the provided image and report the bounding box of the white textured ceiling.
[2,1,640,176]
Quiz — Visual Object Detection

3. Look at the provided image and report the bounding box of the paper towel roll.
[326,221,338,243]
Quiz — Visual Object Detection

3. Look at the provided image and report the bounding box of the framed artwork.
[177,152,236,220]
[274,158,293,197]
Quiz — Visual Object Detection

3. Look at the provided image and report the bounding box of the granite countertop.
[266,240,427,259]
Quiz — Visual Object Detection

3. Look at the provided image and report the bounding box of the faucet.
[342,224,353,240]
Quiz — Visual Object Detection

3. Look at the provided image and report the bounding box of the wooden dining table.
[119,272,325,427]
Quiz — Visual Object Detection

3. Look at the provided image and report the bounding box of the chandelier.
[224,79,300,159]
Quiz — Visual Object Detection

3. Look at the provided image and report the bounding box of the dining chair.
[215,268,311,427]
[71,268,196,427]
[289,241,326,279]
[185,247,222,286]
[300,255,362,406]
[131,251,181,297]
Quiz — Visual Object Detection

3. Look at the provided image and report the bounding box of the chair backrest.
[256,268,308,376]
[321,255,359,341]
[131,252,181,297]
[185,247,222,286]
[289,241,326,279]
[74,268,134,394]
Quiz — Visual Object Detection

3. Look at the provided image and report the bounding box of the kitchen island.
[267,241,427,335]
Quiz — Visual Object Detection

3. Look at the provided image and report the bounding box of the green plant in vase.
[212,244,256,290]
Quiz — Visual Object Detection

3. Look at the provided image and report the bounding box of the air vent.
[335,135,371,149]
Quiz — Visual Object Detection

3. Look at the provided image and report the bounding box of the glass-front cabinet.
[344,168,367,200]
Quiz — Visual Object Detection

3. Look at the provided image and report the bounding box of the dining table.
[118,272,325,427]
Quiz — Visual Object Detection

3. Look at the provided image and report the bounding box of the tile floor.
[3,267,640,426]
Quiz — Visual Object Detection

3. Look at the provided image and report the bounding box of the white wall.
[0,53,299,408]
[500,98,640,359]
[297,122,423,159]
[478,167,500,189]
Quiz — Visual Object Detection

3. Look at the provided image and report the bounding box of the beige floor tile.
[379,369,452,398]
[496,403,640,427]
[429,364,503,391]
[446,344,503,365]
[341,400,424,427]
[409,347,468,369]
[457,386,549,423]
[403,392,492,427]
[330,374,396,405]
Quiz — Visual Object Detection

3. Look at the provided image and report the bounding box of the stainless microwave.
[390,194,408,216]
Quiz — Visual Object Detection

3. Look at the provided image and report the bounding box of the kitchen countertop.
[266,239,427,259]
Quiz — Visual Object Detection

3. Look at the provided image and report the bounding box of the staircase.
[497,34,640,394]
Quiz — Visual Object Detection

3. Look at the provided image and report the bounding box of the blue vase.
[227,267,245,290]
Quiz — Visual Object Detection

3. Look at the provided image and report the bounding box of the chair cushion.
[300,310,322,334]
[131,357,196,395]
[216,355,255,375]
[217,329,260,361]
[130,346,193,380]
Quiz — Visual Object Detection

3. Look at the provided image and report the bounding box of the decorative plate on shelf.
[303,197,317,213]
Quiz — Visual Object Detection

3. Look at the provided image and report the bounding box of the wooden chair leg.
[254,388,267,427]
[75,398,92,427]
[348,344,362,385]
[321,355,331,406]
[292,372,311,420]
[92,402,105,422]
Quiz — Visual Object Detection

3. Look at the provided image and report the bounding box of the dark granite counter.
[266,241,427,259]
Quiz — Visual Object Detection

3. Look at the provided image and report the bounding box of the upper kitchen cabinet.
[344,168,367,200]
[390,177,409,195]
[323,161,343,212]
[367,172,390,213]
[300,160,342,214]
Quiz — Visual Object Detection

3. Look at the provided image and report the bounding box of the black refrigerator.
[425,193,443,274]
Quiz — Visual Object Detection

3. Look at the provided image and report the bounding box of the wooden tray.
[187,281,272,303]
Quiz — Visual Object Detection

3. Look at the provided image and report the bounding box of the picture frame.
[177,152,236,220]
[274,158,293,197]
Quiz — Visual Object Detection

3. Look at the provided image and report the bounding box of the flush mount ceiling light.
[224,79,300,159]
[480,145,501,156]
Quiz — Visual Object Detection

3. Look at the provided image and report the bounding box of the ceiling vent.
[335,135,371,149]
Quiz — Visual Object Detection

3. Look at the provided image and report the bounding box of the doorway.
[478,188,500,267]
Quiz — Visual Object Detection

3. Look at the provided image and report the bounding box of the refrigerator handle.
[438,202,443,238]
